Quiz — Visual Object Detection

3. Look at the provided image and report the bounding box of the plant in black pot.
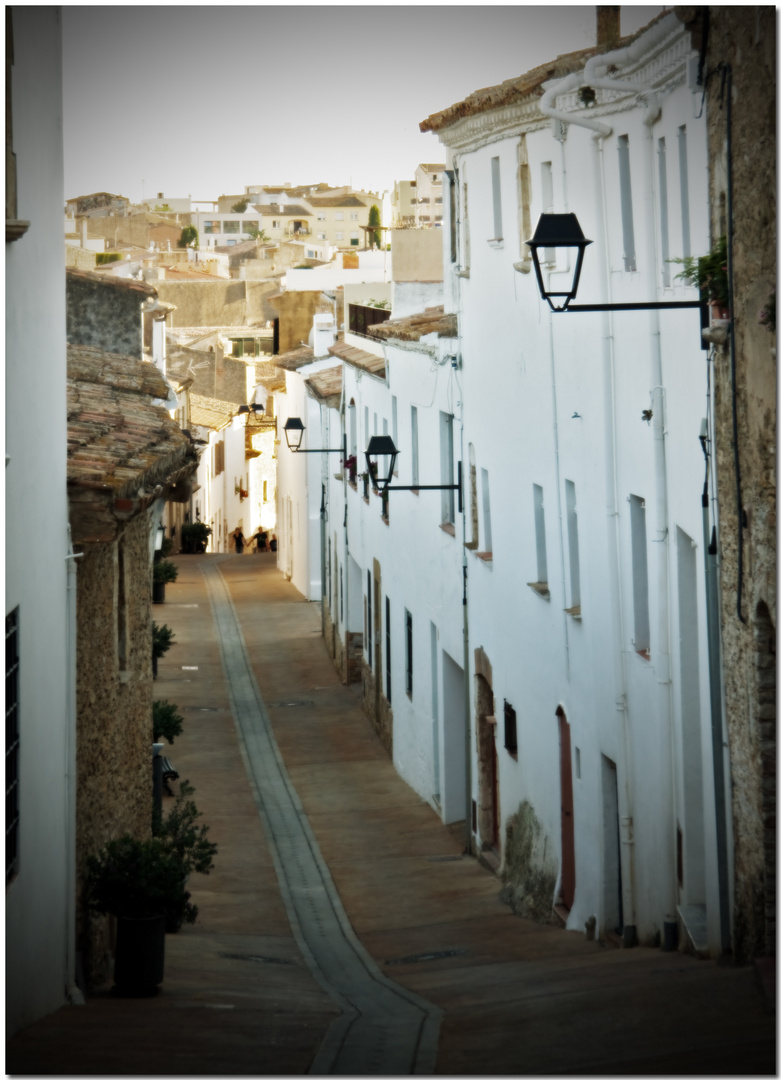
[153,780,218,931]
[180,521,212,554]
[152,558,179,604]
[153,699,184,744]
[85,835,195,995]
[152,621,175,679]
[670,236,729,318]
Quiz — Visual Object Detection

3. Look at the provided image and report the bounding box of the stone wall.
[155,280,250,327]
[74,511,155,985]
[701,6,776,963]
[66,274,143,356]
[499,801,559,924]
[65,244,98,271]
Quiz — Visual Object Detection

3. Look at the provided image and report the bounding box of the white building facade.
[275,13,731,957]
[6,6,83,1035]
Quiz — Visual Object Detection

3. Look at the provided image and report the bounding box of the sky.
[63,4,665,206]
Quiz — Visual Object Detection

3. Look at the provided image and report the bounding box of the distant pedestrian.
[253,529,268,553]
[269,533,277,552]
[232,526,246,554]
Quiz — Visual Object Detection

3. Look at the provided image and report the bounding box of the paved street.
[7,554,776,1075]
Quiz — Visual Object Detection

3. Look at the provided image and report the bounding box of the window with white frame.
[350,212,358,221]
[491,156,503,241]
[565,480,581,613]
[629,494,650,657]
[617,135,637,271]
[440,411,455,526]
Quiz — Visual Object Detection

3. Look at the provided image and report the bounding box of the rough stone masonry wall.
[704,7,776,963]
[74,512,155,984]
[66,276,143,356]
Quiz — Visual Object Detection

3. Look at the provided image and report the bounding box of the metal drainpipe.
[65,531,85,1005]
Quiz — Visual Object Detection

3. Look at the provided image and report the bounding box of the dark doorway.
[557,706,575,910]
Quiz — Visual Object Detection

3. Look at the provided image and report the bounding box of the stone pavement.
[6,554,776,1076]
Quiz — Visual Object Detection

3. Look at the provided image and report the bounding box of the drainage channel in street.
[202,561,442,1076]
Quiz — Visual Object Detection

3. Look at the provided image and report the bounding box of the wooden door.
[557,707,576,910]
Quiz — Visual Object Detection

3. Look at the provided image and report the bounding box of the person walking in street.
[269,533,277,552]
[232,526,246,554]
[252,529,268,553]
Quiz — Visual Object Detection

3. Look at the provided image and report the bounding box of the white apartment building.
[276,13,731,957]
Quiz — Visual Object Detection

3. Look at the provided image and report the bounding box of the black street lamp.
[365,435,463,512]
[283,416,346,457]
[527,212,709,341]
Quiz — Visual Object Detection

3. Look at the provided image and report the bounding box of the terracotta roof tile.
[67,344,198,542]
[273,345,316,371]
[65,267,158,296]
[367,306,458,342]
[305,365,343,406]
[189,394,238,431]
[305,195,368,207]
[327,340,386,380]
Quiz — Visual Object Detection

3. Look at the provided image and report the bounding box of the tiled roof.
[327,340,386,380]
[260,204,312,217]
[305,195,368,207]
[419,48,596,133]
[66,267,157,296]
[273,345,316,371]
[67,344,198,542]
[159,265,225,280]
[189,393,238,431]
[367,306,458,342]
[305,365,343,407]
[213,240,258,255]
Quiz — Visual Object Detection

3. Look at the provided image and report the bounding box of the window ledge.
[440,522,456,537]
[464,539,479,550]
[475,551,493,563]
[564,605,582,620]
[7,220,31,243]
[487,238,504,250]
[512,260,532,275]
[334,472,343,481]
[455,268,470,278]
[527,581,550,599]
[635,648,651,661]
[118,670,132,685]
[381,515,389,526]
[347,479,358,491]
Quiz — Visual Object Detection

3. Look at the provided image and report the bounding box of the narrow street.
[8,553,775,1076]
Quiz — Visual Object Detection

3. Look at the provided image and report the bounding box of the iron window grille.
[504,700,517,757]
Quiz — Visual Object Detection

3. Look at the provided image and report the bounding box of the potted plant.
[152,558,178,603]
[343,455,357,485]
[152,621,175,679]
[180,521,212,554]
[85,835,194,994]
[153,780,218,931]
[153,699,184,744]
[670,236,729,319]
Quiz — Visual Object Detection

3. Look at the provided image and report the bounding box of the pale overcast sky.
[62,4,665,205]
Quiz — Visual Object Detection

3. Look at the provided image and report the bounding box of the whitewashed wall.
[6,7,76,1035]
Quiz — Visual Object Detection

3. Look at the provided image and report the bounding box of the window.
[350,212,358,221]
[617,135,637,271]
[317,213,326,221]
[317,232,326,241]
[678,125,691,258]
[351,235,360,246]
[491,156,503,241]
[448,170,457,263]
[335,232,344,240]
[565,480,581,614]
[405,609,413,696]
[204,221,220,234]
[541,161,554,263]
[504,700,518,758]
[440,412,455,526]
[629,495,650,657]
[658,138,671,287]
[263,480,268,502]
[272,220,280,229]
[223,220,240,234]
[214,439,224,476]
[367,570,372,669]
[349,400,357,462]
[391,396,398,474]
[532,484,548,593]
[385,596,392,703]
[335,211,344,221]
[411,406,419,488]
[6,608,20,884]
[480,468,493,558]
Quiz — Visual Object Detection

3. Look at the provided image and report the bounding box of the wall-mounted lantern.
[365,435,462,512]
